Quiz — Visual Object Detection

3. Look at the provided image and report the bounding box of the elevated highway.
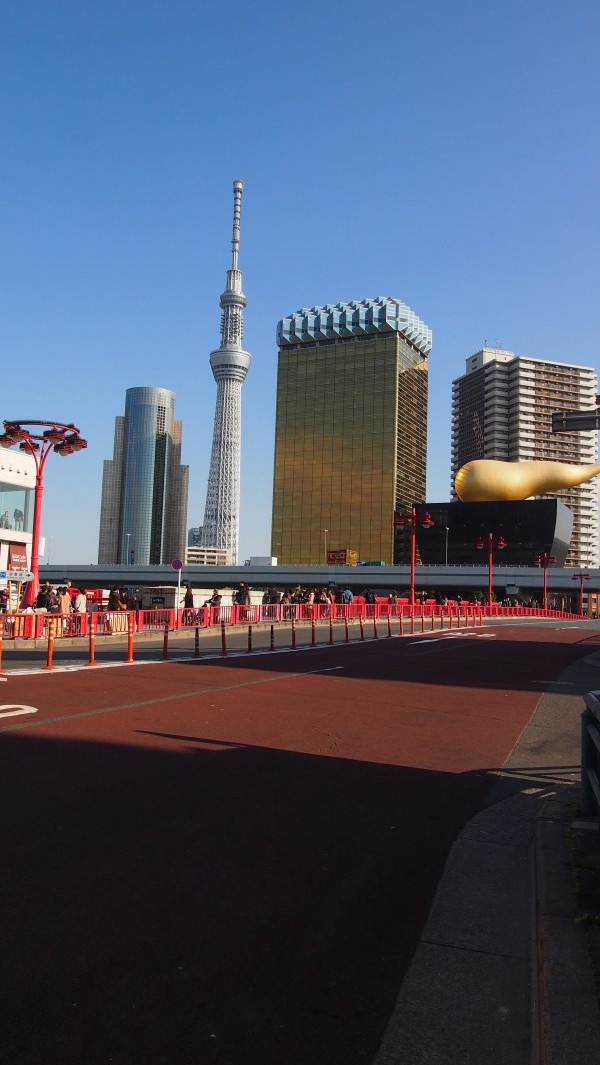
[43,561,599,602]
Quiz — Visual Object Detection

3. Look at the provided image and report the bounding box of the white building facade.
[0,450,36,600]
[451,348,598,566]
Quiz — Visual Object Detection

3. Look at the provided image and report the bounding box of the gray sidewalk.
[373,643,600,1064]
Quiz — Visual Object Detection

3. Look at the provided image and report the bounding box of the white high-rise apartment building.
[451,348,598,567]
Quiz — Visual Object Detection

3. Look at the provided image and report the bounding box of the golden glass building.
[271,297,432,565]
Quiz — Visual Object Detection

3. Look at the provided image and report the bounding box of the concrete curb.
[532,805,600,1065]
[372,791,535,1065]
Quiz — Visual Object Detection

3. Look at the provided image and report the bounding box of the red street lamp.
[395,506,435,607]
[475,532,507,607]
[0,420,87,608]
[571,571,591,617]
[534,552,557,611]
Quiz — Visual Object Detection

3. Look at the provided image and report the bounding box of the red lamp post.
[395,506,435,607]
[475,532,507,607]
[571,571,591,617]
[534,552,557,611]
[0,420,87,608]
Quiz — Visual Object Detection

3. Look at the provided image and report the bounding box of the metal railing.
[581,690,600,816]
[0,600,580,641]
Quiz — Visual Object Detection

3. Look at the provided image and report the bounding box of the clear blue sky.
[1,0,598,564]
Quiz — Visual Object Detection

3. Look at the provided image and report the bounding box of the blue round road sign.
[171,558,183,570]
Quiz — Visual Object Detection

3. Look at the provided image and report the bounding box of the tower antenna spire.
[231,178,243,271]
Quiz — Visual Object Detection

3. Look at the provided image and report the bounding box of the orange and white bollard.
[88,620,96,666]
[126,615,134,663]
[359,614,365,640]
[221,620,227,656]
[291,618,296,649]
[270,624,275,650]
[329,616,334,644]
[0,630,4,674]
[247,625,253,653]
[373,615,378,639]
[311,617,316,646]
[345,615,349,642]
[44,617,56,671]
[194,626,200,657]
[387,614,392,638]
[162,619,169,660]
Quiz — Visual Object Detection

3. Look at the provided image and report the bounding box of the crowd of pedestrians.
[2,579,532,622]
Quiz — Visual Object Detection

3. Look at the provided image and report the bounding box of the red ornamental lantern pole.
[534,552,557,611]
[395,506,435,607]
[475,532,507,607]
[0,421,87,609]
[571,571,591,617]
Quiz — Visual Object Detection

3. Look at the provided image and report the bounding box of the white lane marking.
[306,666,344,673]
[0,705,38,718]
[410,633,496,645]
[410,638,452,645]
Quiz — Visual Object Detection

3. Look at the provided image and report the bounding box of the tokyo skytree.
[200,180,251,564]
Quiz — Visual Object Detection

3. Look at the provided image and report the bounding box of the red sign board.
[8,543,27,571]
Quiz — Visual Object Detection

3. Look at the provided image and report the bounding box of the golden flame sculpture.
[455,459,600,502]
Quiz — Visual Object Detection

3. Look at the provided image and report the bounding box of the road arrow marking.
[0,705,38,718]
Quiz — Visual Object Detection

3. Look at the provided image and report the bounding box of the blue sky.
[1,0,598,564]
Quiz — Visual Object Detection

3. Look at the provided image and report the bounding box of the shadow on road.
[0,725,538,1065]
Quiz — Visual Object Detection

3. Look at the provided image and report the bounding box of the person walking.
[57,587,72,633]
[73,588,87,613]
[234,582,251,620]
[58,587,71,615]
[107,586,127,611]
[35,581,51,611]
[107,586,127,633]
[71,588,87,634]
[203,589,222,623]
[181,583,194,624]
[46,587,59,614]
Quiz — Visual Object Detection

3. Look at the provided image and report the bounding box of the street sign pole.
[171,558,183,622]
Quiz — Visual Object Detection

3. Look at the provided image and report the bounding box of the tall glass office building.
[98,387,189,565]
[271,297,432,565]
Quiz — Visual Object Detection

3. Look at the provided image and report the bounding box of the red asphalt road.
[1,623,597,1065]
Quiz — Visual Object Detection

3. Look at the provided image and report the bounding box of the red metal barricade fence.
[2,612,34,638]
[1,611,90,639]
[0,601,580,643]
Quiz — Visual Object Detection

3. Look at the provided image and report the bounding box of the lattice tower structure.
[200,180,251,564]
